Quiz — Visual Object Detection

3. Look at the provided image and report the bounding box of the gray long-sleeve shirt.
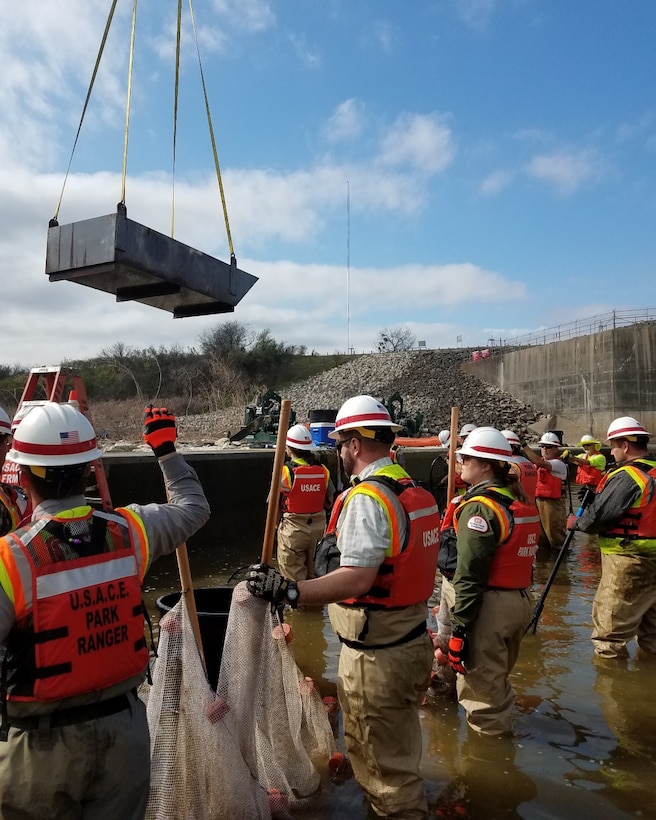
[0,451,210,648]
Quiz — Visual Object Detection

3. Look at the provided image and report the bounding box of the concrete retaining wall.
[463,322,656,441]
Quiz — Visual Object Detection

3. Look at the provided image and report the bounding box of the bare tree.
[377,326,417,352]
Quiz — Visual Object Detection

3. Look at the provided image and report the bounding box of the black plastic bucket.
[156,586,234,690]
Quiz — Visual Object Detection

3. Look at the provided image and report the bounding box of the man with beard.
[247,395,440,819]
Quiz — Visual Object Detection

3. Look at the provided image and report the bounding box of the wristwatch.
[286,581,300,608]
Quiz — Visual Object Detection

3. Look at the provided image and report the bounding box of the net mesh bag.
[216,582,337,806]
[143,582,336,819]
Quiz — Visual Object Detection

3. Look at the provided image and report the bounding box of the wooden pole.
[164,469,205,672]
[174,541,205,673]
[446,406,459,504]
[261,399,292,564]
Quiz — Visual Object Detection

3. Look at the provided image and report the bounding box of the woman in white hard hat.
[276,423,334,582]
[520,431,569,549]
[445,427,541,736]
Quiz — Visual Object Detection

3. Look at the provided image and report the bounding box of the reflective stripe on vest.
[598,460,656,554]
[455,487,541,588]
[337,464,441,608]
[1,506,150,702]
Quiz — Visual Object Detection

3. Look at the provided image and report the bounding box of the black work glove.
[143,405,177,458]
[448,626,468,675]
[246,563,296,607]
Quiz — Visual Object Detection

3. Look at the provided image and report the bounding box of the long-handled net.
[144,398,336,818]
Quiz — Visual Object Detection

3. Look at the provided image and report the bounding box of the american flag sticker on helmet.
[60,430,80,443]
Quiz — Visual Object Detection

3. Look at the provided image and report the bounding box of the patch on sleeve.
[467,515,490,534]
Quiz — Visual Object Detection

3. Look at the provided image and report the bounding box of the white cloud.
[287,32,322,69]
[526,149,603,195]
[0,1,129,169]
[377,113,456,175]
[324,99,367,143]
[480,169,513,196]
[210,0,275,34]
[452,0,498,29]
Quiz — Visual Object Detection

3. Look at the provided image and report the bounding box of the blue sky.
[1,0,655,367]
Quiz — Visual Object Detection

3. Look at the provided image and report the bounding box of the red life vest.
[597,459,656,554]
[0,506,150,703]
[516,460,538,502]
[281,460,329,514]
[536,465,563,499]
[575,461,603,488]
[454,487,541,589]
[330,465,441,608]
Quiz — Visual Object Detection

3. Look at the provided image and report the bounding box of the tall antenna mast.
[346,180,351,354]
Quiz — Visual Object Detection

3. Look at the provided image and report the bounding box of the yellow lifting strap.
[171,0,183,237]
[52,0,236,265]
[120,0,138,206]
[187,0,235,260]
[51,0,120,224]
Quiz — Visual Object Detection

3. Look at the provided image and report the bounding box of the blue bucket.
[309,409,337,447]
[310,422,335,446]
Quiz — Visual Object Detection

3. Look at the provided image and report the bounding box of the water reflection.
[143,532,654,819]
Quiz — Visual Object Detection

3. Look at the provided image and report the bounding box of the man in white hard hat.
[0,406,29,537]
[570,416,656,659]
[247,395,441,818]
[0,402,210,819]
[276,423,334,582]
[520,432,568,549]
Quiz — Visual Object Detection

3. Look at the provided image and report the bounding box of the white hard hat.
[539,432,561,447]
[8,402,102,467]
[329,395,401,439]
[606,416,650,441]
[286,423,314,451]
[501,429,521,447]
[11,401,46,433]
[458,426,519,463]
[438,429,451,446]
[0,407,10,436]
[459,423,477,439]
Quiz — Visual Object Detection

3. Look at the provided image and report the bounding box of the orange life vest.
[575,461,603,488]
[514,460,538,502]
[330,465,441,608]
[0,506,150,703]
[597,459,656,554]
[281,460,330,514]
[454,487,541,588]
[536,465,563,499]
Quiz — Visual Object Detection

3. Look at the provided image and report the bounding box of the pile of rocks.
[173,350,540,447]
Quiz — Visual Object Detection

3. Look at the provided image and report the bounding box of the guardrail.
[484,308,656,352]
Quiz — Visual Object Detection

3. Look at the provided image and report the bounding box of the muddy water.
[143,534,656,820]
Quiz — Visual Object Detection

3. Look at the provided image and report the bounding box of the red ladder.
[11,366,112,511]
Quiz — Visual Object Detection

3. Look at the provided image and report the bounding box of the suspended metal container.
[45,207,258,318]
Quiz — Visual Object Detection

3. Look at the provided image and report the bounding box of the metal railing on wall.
[485,308,656,353]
